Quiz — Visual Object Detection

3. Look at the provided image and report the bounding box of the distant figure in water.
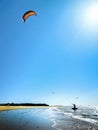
[72,104,78,111]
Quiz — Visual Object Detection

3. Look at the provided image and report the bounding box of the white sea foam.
[72,115,98,124]
[51,118,62,130]
[95,105,98,111]
[49,106,98,130]
[49,107,63,130]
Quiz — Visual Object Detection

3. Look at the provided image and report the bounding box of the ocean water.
[50,106,98,130]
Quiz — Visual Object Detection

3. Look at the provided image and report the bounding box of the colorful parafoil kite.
[22,10,37,22]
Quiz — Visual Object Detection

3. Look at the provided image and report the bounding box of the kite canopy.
[22,10,37,22]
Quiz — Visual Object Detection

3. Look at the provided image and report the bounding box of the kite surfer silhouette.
[72,104,78,111]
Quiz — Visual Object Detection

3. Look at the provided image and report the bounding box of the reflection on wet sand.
[0,108,56,130]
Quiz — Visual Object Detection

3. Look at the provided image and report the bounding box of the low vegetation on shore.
[0,103,49,106]
[0,103,49,111]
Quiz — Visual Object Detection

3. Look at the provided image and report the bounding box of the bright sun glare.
[82,3,98,30]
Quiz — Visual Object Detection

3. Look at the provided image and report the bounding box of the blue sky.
[0,0,98,106]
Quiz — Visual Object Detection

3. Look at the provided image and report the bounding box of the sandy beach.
[0,106,34,111]
[0,107,56,130]
[0,106,50,111]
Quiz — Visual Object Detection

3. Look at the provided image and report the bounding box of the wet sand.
[0,107,56,130]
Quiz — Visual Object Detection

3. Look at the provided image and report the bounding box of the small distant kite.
[22,10,37,22]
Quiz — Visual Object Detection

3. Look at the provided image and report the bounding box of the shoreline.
[0,106,51,111]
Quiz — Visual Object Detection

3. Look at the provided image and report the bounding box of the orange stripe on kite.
[22,10,37,22]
